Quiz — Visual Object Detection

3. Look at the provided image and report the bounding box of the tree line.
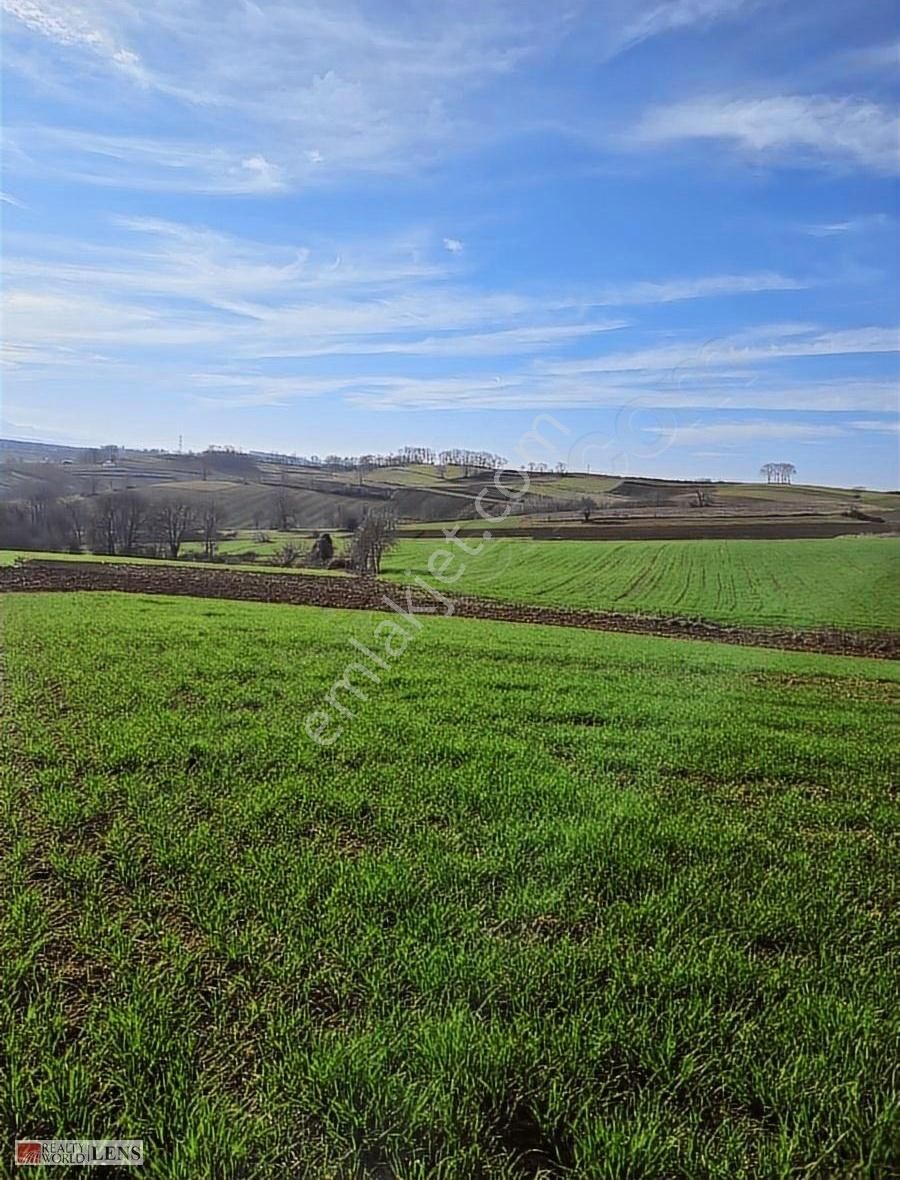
[231,446,509,474]
[0,482,404,572]
[0,488,218,559]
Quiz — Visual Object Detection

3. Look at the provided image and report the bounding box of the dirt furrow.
[2,560,897,660]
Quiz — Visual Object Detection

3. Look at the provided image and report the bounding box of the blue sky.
[2,0,898,487]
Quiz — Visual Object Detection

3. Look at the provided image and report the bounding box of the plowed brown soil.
[3,559,897,660]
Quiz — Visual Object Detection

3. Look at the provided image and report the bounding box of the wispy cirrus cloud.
[0,0,146,79]
[800,213,892,236]
[613,0,764,55]
[338,374,900,414]
[539,324,900,377]
[591,272,807,305]
[632,94,900,174]
[5,212,893,424]
[649,419,853,446]
[2,216,809,364]
[1,1,574,187]
[845,417,900,434]
[3,0,837,196]
[5,127,287,194]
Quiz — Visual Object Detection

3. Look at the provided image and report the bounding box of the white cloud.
[4,218,804,369]
[443,237,464,254]
[0,190,26,208]
[650,419,849,446]
[188,373,346,408]
[541,325,900,377]
[2,0,148,81]
[7,3,894,196]
[3,216,895,421]
[337,374,900,414]
[633,95,900,174]
[801,213,891,236]
[615,0,761,54]
[5,127,289,194]
[592,272,806,305]
[240,155,283,191]
[846,418,900,434]
[1,2,578,188]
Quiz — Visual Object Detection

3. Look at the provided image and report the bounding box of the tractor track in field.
[2,559,898,661]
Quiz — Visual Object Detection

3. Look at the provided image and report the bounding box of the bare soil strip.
[403,519,895,542]
[2,560,897,660]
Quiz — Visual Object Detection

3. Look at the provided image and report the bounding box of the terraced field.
[1,592,897,1178]
[382,536,900,633]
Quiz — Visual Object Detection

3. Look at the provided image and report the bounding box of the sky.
[1,0,898,487]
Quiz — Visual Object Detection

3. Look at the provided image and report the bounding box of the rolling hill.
[1,441,896,540]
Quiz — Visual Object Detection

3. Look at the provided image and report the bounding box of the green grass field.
[180,529,323,559]
[4,535,899,634]
[0,548,345,579]
[2,592,897,1178]
[381,536,900,633]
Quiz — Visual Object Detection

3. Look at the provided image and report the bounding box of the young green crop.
[1,592,897,1178]
[4,535,898,634]
[381,535,900,632]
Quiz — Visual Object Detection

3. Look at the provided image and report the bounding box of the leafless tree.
[273,542,301,567]
[61,499,87,551]
[89,493,120,554]
[337,505,362,532]
[760,462,797,485]
[116,491,146,555]
[155,500,194,559]
[201,500,220,558]
[0,502,32,549]
[27,482,59,531]
[350,507,398,576]
[270,487,297,530]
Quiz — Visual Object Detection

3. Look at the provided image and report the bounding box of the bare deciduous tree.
[350,507,398,576]
[337,505,362,532]
[270,487,296,531]
[116,491,146,555]
[89,493,120,555]
[62,499,86,549]
[201,500,220,559]
[273,542,301,567]
[27,482,59,530]
[760,462,797,485]
[155,500,194,559]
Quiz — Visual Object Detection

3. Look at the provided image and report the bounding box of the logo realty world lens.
[15,1140,144,1166]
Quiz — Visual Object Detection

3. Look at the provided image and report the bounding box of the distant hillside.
[0,437,97,462]
[1,440,896,539]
